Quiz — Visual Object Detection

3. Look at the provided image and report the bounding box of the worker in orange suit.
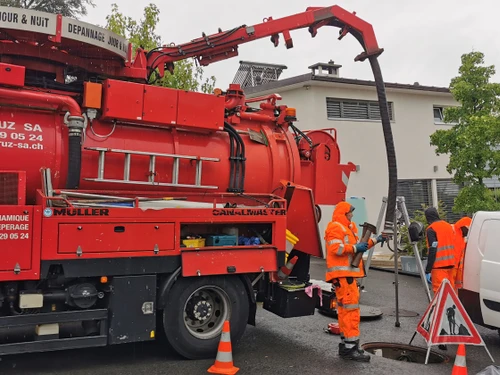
[453,216,472,292]
[324,201,385,362]
[424,207,456,294]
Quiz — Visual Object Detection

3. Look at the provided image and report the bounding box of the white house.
[240,61,463,251]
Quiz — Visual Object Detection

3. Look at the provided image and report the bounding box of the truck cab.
[459,211,500,332]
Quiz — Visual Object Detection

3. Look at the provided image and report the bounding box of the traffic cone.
[451,344,467,375]
[207,320,239,375]
[277,256,298,280]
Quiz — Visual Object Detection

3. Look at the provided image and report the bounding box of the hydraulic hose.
[368,56,398,232]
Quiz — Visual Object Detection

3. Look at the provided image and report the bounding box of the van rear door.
[479,219,500,328]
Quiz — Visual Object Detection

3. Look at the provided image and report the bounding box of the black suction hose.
[369,56,397,232]
[66,133,82,189]
[369,56,399,327]
[65,115,85,189]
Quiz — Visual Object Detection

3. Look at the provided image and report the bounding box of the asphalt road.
[0,258,498,375]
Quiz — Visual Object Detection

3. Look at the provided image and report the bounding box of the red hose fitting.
[0,87,82,116]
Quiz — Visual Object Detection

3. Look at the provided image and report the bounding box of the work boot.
[338,342,347,356]
[340,342,370,362]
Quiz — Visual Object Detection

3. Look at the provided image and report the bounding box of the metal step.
[84,147,220,189]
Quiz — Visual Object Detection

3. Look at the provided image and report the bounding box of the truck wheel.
[162,275,249,359]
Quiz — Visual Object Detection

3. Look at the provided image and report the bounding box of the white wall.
[253,81,457,254]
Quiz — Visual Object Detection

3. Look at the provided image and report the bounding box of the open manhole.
[361,342,450,364]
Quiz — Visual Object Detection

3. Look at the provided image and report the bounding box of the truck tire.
[162,275,249,359]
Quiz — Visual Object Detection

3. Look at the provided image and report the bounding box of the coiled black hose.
[369,56,397,231]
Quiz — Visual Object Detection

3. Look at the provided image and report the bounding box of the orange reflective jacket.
[426,220,456,268]
[324,202,375,281]
[453,217,472,268]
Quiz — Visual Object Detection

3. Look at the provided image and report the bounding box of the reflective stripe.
[344,235,349,244]
[337,244,345,255]
[327,265,360,273]
[215,350,234,363]
[329,239,343,245]
[436,255,454,262]
[334,222,347,232]
[455,354,466,367]
[341,171,349,187]
[437,245,454,251]
[342,304,359,310]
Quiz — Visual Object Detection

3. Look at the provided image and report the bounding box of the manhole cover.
[380,308,419,317]
[318,304,383,320]
[361,342,449,364]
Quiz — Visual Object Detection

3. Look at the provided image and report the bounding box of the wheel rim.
[183,285,231,340]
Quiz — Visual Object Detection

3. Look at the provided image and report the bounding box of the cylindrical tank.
[0,106,302,203]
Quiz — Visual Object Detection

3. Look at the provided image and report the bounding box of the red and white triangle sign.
[415,278,494,364]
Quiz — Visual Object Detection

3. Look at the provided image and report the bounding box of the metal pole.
[398,196,432,302]
[360,197,387,288]
[393,218,400,327]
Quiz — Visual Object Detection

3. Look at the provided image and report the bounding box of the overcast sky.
[84,0,499,89]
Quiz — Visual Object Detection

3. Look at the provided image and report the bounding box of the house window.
[397,179,432,219]
[433,106,457,125]
[326,98,394,121]
[433,106,444,122]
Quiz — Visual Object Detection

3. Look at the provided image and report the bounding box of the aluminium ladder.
[83,147,220,189]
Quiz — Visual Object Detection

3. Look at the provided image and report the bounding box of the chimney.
[308,60,342,77]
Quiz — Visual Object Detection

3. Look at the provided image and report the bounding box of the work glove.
[426,273,432,284]
[376,234,386,245]
[354,242,369,253]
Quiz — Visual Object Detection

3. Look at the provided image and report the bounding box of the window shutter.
[326,98,394,121]
[397,180,432,218]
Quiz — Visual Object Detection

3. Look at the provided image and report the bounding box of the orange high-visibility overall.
[453,217,472,291]
[426,220,456,293]
[324,202,378,344]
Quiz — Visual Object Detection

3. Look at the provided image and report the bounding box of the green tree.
[430,51,500,214]
[105,3,216,93]
[0,0,94,18]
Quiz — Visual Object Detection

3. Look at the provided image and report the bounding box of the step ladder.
[83,147,220,189]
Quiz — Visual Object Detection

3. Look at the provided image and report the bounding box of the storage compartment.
[108,275,157,345]
[177,90,225,132]
[263,281,318,318]
[101,79,144,122]
[142,85,178,125]
[57,222,175,254]
[205,234,237,246]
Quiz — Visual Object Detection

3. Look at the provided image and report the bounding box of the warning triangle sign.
[414,278,494,364]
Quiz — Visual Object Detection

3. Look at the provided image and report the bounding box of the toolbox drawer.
[57,223,175,254]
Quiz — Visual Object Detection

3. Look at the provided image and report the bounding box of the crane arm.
[142,5,383,80]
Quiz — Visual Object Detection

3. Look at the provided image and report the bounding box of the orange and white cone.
[277,256,298,280]
[451,344,467,375]
[207,320,239,375]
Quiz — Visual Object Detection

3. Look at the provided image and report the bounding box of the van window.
[482,220,500,262]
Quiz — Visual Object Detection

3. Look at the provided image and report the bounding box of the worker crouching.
[324,202,385,362]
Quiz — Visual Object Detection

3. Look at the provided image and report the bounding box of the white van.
[459,211,500,333]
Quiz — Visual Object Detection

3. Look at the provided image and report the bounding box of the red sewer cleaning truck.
[0,5,396,359]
